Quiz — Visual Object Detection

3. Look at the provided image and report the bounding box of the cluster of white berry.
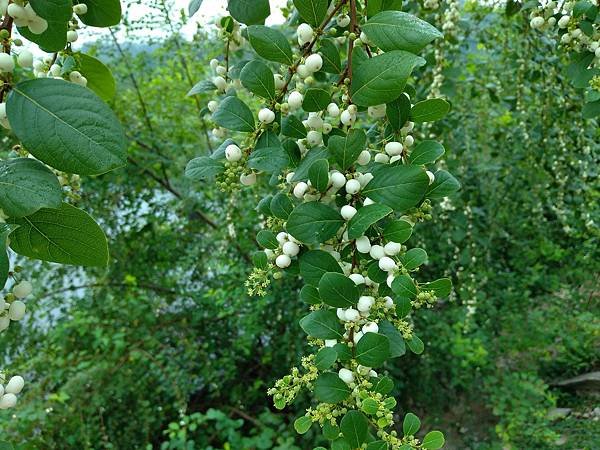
[0,374,25,409]
[265,231,302,269]
[531,1,600,65]
[0,280,31,332]
[1,0,47,34]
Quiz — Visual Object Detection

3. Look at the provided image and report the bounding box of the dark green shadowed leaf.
[319,272,359,307]
[303,88,331,112]
[309,158,330,192]
[77,0,122,27]
[293,0,328,26]
[300,250,343,286]
[314,372,351,403]
[355,332,391,367]
[0,224,18,290]
[340,411,369,447]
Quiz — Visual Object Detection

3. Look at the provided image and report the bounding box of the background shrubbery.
[0,1,597,449]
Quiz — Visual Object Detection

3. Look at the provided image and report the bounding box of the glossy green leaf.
[383,220,413,243]
[426,170,461,199]
[293,0,328,26]
[401,248,427,270]
[355,332,391,367]
[286,202,343,244]
[410,98,451,123]
[212,96,255,132]
[315,346,338,370]
[77,53,117,102]
[309,159,330,193]
[303,88,331,112]
[422,431,445,449]
[391,275,417,299]
[247,25,294,65]
[300,284,322,305]
[347,204,393,240]
[403,413,421,436]
[362,165,429,211]
[319,272,359,307]
[6,79,126,175]
[329,129,367,170]
[240,60,275,100]
[8,202,109,267]
[351,50,425,107]
[300,250,343,286]
[362,11,443,53]
[228,0,270,24]
[314,372,351,403]
[77,0,122,27]
[340,411,369,448]
[0,158,62,217]
[299,310,344,339]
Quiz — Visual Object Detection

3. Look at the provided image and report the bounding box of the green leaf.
[248,146,289,173]
[282,115,308,138]
[314,372,351,403]
[362,165,429,211]
[19,0,71,52]
[256,230,278,249]
[383,220,413,243]
[212,96,255,132]
[8,202,109,267]
[77,53,117,102]
[351,50,425,107]
[240,60,275,100]
[309,159,330,193]
[228,0,270,25]
[77,0,122,27]
[320,38,342,74]
[247,25,294,65]
[303,88,331,112]
[323,422,341,440]
[347,204,393,240]
[340,411,369,448]
[294,416,313,434]
[362,11,443,53]
[582,99,600,118]
[367,0,403,16]
[401,248,427,270]
[421,278,452,298]
[291,147,329,181]
[188,0,204,17]
[378,320,406,358]
[402,413,421,436]
[315,346,338,370]
[355,332,391,367]
[299,310,344,339]
[406,335,424,354]
[329,129,367,170]
[187,80,217,96]
[391,275,417,299]
[185,157,225,180]
[300,250,343,286]
[300,285,322,305]
[270,193,295,219]
[386,94,411,131]
[0,224,18,290]
[361,397,379,415]
[410,99,451,123]
[0,158,62,217]
[6,79,126,176]
[293,0,328,26]
[373,376,394,394]
[426,170,460,199]
[422,431,445,449]
[366,441,389,450]
[331,438,352,450]
[286,202,343,244]
[396,297,412,318]
[319,272,359,307]
[409,140,445,165]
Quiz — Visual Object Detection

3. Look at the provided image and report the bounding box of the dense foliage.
[0,0,597,449]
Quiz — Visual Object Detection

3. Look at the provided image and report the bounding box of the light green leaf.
[240,60,275,100]
[362,165,429,211]
[406,335,424,354]
[383,220,413,243]
[422,431,445,449]
[340,411,369,448]
[362,11,443,53]
[185,157,225,180]
[391,274,417,299]
[409,140,445,165]
[421,278,452,298]
[228,0,270,25]
[401,248,427,270]
[286,202,343,244]
[212,96,255,132]
[6,79,126,176]
[187,80,217,96]
[247,25,294,65]
[8,202,109,267]
[315,346,338,370]
[294,416,313,434]
[410,98,451,123]
[347,204,393,240]
[319,272,359,307]
[300,310,344,339]
[77,53,117,102]
[0,158,62,217]
[188,0,204,17]
[355,332,391,367]
[351,50,425,107]
[403,413,421,436]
